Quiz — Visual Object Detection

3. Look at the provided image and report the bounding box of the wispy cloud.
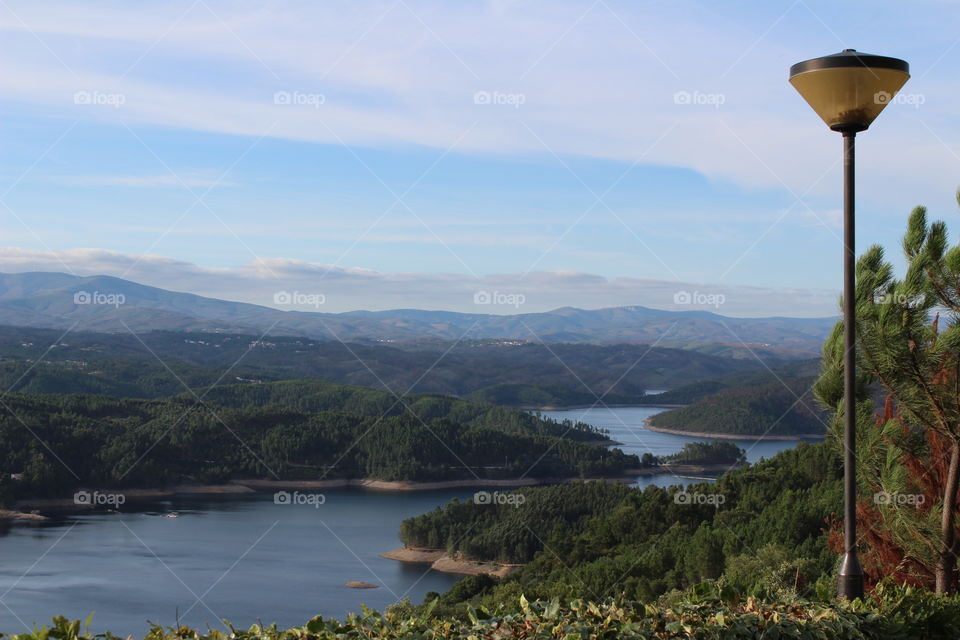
[54,174,239,188]
[0,0,956,200]
[0,247,839,317]
[1,0,956,309]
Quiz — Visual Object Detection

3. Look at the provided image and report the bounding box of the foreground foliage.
[7,584,960,640]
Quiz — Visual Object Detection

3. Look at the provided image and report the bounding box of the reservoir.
[0,405,813,634]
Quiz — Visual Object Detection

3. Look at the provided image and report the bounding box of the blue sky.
[1,0,958,316]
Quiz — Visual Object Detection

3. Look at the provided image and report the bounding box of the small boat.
[163,512,179,518]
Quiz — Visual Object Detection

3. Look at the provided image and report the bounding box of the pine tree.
[815,195,960,593]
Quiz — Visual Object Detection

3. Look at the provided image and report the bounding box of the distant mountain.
[0,272,836,352]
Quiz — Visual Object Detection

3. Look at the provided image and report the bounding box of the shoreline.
[236,476,638,491]
[237,477,550,492]
[4,475,638,520]
[642,419,825,441]
[528,403,686,411]
[534,403,824,441]
[4,445,753,520]
[380,547,521,578]
[4,459,759,521]
[11,483,256,515]
[630,462,744,477]
[0,508,49,522]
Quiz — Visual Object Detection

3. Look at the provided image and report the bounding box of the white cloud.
[0,246,839,317]
[0,0,957,210]
[55,174,238,188]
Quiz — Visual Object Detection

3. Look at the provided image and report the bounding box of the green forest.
[660,440,746,465]
[401,442,838,606]
[0,380,638,504]
[0,327,765,406]
[649,375,827,436]
[371,205,960,638]
[11,207,960,637]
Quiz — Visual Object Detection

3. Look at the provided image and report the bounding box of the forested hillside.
[190,380,602,441]
[0,325,779,405]
[649,375,827,436]
[0,383,636,504]
[398,442,839,613]
[633,359,820,405]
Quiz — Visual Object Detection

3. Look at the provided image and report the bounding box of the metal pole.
[838,130,864,600]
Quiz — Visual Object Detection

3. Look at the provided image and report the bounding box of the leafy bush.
[9,585,960,640]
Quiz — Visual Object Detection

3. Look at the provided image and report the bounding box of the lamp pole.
[789,49,909,601]
[839,129,863,599]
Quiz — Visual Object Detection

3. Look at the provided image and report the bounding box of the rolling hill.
[0,326,769,404]
[0,272,836,353]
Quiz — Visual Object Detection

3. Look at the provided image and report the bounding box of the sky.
[0,0,958,317]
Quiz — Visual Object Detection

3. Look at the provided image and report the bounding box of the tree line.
[0,381,638,505]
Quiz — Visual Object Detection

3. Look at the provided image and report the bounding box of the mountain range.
[0,272,836,353]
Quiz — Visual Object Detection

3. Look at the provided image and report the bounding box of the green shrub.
[9,586,960,640]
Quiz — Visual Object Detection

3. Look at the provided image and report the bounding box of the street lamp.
[789,50,909,601]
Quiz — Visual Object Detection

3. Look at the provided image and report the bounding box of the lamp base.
[838,552,865,600]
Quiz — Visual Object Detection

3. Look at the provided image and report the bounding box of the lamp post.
[789,50,909,601]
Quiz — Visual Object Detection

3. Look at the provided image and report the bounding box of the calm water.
[539,405,818,488]
[0,490,467,635]
[1,406,813,634]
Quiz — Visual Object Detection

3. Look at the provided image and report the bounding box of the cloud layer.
[1,0,957,205]
[0,247,838,317]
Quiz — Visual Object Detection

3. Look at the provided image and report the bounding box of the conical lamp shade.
[789,50,909,132]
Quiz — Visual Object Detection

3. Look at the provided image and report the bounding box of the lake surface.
[538,406,818,488]
[0,490,468,635]
[0,405,813,635]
